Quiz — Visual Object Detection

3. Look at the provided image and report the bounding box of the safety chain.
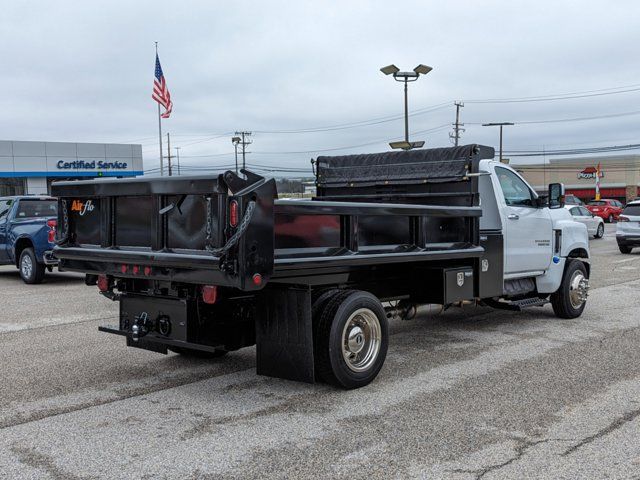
[206,200,256,257]
[55,199,70,246]
[205,196,213,248]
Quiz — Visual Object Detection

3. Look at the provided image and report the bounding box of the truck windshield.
[15,200,57,218]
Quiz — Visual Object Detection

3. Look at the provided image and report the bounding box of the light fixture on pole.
[231,136,241,173]
[482,122,514,162]
[380,63,433,150]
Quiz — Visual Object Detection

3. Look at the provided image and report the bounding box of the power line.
[464,83,640,104]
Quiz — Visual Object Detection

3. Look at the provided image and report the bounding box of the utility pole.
[174,147,181,176]
[450,101,464,146]
[235,131,252,171]
[166,132,173,176]
[482,122,514,162]
[231,136,241,173]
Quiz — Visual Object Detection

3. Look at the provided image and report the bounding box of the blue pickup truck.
[0,196,59,283]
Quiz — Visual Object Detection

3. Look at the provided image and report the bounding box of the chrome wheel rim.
[569,270,589,309]
[21,255,33,279]
[341,308,381,372]
[597,224,603,237]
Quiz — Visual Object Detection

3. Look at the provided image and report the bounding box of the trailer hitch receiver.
[131,312,152,342]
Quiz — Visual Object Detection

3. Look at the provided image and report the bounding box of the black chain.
[55,199,70,246]
[206,200,256,257]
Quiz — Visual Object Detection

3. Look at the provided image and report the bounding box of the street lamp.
[380,63,433,150]
[231,136,241,173]
[482,122,514,162]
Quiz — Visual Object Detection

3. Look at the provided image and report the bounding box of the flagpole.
[156,42,164,177]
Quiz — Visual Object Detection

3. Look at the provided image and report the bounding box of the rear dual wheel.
[313,290,388,389]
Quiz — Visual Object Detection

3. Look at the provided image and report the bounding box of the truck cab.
[479,160,589,308]
[0,196,59,283]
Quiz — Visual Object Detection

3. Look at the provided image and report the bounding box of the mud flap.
[255,286,315,383]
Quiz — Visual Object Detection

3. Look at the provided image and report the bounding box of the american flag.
[152,54,172,118]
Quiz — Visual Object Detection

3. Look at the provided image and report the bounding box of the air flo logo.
[71,199,95,216]
[578,167,603,180]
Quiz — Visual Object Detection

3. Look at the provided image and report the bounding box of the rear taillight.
[97,274,110,292]
[47,219,57,243]
[202,285,218,304]
[618,215,630,222]
[229,200,239,228]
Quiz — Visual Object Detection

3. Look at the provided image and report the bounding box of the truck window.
[496,167,534,207]
[15,200,57,218]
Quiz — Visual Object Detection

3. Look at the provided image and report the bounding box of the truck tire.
[619,245,632,254]
[314,290,388,389]
[551,260,589,319]
[19,248,46,284]
[168,346,228,359]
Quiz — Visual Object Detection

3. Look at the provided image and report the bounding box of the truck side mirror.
[548,183,565,209]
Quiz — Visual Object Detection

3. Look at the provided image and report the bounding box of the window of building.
[0,178,26,196]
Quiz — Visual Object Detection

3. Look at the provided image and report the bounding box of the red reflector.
[144,266,152,276]
[97,275,109,292]
[229,200,239,228]
[47,219,57,242]
[133,265,140,275]
[252,273,263,286]
[121,264,128,274]
[202,285,218,304]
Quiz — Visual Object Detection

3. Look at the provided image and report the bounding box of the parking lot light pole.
[482,122,514,162]
[381,64,432,150]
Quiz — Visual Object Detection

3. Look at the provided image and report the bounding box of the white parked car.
[616,200,640,253]
[564,205,604,239]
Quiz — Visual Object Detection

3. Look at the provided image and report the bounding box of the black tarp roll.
[315,144,494,187]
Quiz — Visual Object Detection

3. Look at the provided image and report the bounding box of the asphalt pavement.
[1,224,640,479]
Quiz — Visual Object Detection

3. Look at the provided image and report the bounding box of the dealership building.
[0,140,144,196]
[514,154,640,203]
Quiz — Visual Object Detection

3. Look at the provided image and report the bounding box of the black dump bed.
[51,145,494,290]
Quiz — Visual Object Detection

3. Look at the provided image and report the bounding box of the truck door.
[495,166,552,275]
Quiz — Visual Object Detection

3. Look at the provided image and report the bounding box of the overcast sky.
[1,1,639,176]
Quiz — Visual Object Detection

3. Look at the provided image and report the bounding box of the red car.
[586,199,624,223]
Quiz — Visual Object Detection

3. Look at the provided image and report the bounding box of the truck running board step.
[484,297,549,312]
